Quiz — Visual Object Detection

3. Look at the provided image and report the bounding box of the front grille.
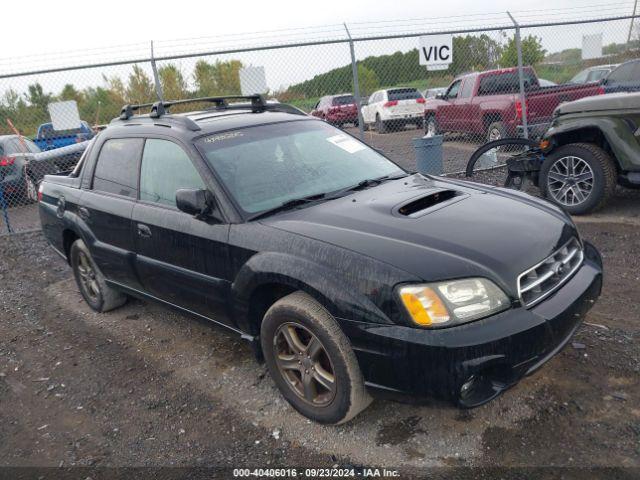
[518,238,583,307]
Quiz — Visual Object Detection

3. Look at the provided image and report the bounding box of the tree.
[194,60,217,97]
[193,59,243,96]
[499,35,546,67]
[25,83,52,110]
[126,65,155,104]
[357,65,379,95]
[159,64,188,100]
[449,34,502,75]
[59,84,83,104]
[211,60,243,95]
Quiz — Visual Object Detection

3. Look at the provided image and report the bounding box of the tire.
[465,137,539,177]
[540,143,617,215]
[414,118,424,129]
[425,114,439,136]
[261,291,371,424]
[486,121,507,142]
[353,119,359,128]
[70,239,127,313]
[376,114,387,134]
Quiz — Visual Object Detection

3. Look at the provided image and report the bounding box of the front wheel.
[540,143,617,215]
[261,291,371,424]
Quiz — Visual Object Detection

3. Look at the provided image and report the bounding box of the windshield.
[332,95,355,106]
[388,88,422,101]
[197,121,404,215]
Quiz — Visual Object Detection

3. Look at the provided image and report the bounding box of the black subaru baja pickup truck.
[39,95,603,424]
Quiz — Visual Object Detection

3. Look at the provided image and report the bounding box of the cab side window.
[139,139,206,208]
[446,80,462,99]
[92,138,143,198]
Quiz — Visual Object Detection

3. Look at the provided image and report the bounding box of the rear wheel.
[541,143,616,215]
[376,114,387,134]
[261,291,371,424]
[24,174,38,204]
[425,114,439,136]
[486,121,507,142]
[70,239,127,312]
[415,118,424,129]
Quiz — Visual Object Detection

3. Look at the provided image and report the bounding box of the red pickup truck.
[424,67,604,140]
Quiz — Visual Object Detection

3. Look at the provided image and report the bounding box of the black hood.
[263,175,578,297]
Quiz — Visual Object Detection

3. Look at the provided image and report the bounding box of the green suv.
[540,92,640,214]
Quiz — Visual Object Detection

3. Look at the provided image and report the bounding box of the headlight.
[398,278,509,328]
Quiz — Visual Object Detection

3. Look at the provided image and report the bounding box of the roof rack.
[119,95,268,121]
[113,95,307,132]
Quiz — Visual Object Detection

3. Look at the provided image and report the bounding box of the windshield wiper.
[327,172,409,199]
[247,193,327,221]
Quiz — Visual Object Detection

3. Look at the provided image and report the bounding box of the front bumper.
[338,241,603,407]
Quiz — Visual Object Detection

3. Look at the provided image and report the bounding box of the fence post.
[150,41,164,103]
[344,23,365,140]
[507,12,529,139]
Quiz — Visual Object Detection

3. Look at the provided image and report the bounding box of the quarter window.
[139,139,205,207]
[92,138,143,198]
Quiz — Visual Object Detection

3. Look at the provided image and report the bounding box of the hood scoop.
[396,189,464,218]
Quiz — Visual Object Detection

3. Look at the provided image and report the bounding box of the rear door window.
[387,89,421,101]
[92,138,143,198]
[139,139,206,208]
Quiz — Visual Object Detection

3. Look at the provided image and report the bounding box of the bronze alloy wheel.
[273,322,336,406]
[76,250,100,303]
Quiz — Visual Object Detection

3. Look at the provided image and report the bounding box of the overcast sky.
[4,0,634,61]
[1,0,636,93]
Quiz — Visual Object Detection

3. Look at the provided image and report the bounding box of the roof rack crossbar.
[119,102,155,120]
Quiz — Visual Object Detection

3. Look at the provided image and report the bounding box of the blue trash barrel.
[412,135,444,175]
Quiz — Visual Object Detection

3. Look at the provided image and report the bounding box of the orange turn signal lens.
[399,286,450,326]
[539,139,550,150]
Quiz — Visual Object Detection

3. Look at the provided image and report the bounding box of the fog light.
[460,375,477,399]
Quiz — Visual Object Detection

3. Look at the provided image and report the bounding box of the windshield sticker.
[326,134,366,154]
[205,131,244,143]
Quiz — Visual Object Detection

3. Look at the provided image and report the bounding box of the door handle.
[137,223,152,238]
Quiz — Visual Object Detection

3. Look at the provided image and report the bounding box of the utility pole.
[628,0,638,44]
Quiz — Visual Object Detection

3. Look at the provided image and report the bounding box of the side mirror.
[176,188,218,220]
[436,93,445,100]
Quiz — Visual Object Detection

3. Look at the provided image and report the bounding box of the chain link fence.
[1,11,639,233]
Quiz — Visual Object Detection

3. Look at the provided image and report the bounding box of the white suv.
[361,88,425,133]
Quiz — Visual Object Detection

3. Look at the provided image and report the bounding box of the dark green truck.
[540,92,640,214]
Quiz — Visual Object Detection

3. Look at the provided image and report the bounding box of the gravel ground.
[0,219,639,478]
